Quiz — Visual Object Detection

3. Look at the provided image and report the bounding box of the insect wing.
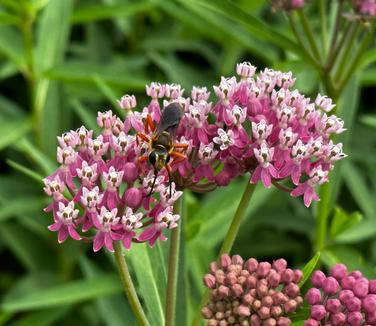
[157,103,183,135]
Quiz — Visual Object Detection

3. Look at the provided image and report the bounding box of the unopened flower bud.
[326,298,341,313]
[305,288,321,305]
[293,269,303,283]
[277,316,291,326]
[330,312,346,325]
[285,283,299,298]
[232,254,244,265]
[281,269,294,284]
[283,299,297,313]
[257,262,271,277]
[123,162,138,183]
[345,297,362,312]
[268,270,281,288]
[304,319,318,326]
[311,305,326,321]
[271,306,282,317]
[220,254,232,269]
[231,284,243,297]
[330,264,347,280]
[237,305,250,317]
[123,187,142,209]
[258,306,270,320]
[245,258,258,272]
[311,270,326,288]
[363,294,376,313]
[273,259,287,272]
[201,306,213,319]
[341,275,356,290]
[263,318,276,326]
[323,277,339,295]
[204,274,216,289]
[353,279,369,298]
[347,311,363,326]
[369,280,376,294]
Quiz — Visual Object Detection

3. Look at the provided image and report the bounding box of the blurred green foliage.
[0,0,375,325]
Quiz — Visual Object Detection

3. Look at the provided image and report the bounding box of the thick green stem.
[298,10,322,63]
[191,181,257,326]
[333,22,360,83]
[319,0,328,54]
[288,14,321,69]
[165,196,183,326]
[113,241,149,326]
[338,27,374,94]
[218,182,257,254]
[315,183,331,251]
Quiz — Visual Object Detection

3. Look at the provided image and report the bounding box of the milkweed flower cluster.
[136,62,345,207]
[350,0,376,17]
[304,264,376,325]
[43,118,182,251]
[202,254,303,326]
[44,61,346,249]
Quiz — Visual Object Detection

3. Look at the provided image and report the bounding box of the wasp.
[136,103,188,196]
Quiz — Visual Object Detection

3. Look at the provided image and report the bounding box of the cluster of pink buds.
[43,112,182,251]
[271,0,306,11]
[202,254,303,326]
[304,264,376,325]
[350,0,376,17]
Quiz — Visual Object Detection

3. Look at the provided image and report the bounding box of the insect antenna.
[147,170,158,197]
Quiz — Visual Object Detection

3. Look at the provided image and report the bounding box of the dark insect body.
[136,103,188,197]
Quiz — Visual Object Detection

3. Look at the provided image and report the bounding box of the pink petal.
[303,187,315,207]
[268,164,279,178]
[104,233,114,252]
[197,128,208,144]
[139,227,157,242]
[93,232,105,252]
[48,222,62,232]
[111,231,123,241]
[250,166,262,184]
[122,234,133,250]
[68,225,81,241]
[291,183,307,197]
[58,226,69,243]
[261,168,271,188]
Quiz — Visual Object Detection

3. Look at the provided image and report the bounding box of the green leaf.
[342,161,375,218]
[46,60,148,89]
[34,0,73,151]
[1,275,122,312]
[180,0,303,57]
[79,257,136,326]
[0,118,32,150]
[0,196,46,222]
[329,207,363,240]
[0,12,21,25]
[0,26,25,71]
[360,114,376,129]
[321,245,376,278]
[6,159,44,184]
[71,2,155,24]
[8,307,70,326]
[298,252,320,288]
[127,243,165,325]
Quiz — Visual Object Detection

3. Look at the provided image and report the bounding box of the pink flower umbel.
[202,254,302,325]
[304,264,376,325]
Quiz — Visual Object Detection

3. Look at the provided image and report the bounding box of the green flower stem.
[165,196,183,326]
[113,241,149,326]
[315,182,331,251]
[191,181,257,326]
[298,10,322,64]
[333,22,361,83]
[338,27,374,94]
[218,182,257,255]
[319,0,328,54]
[288,13,321,69]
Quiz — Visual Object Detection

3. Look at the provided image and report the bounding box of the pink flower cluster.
[43,117,182,252]
[351,0,376,17]
[304,264,376,326]
[202,254,303,326]
[133,62,345,207]
[44,61,346,249]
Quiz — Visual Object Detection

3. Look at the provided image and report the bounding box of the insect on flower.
[136,103,188,196]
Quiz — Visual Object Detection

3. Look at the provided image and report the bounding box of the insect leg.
[173,143,189,149]
[170,151,187,164]
[136,132,150,145]
[147,169,159,197]
[166,164,173,198]
[144,114,156,133]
